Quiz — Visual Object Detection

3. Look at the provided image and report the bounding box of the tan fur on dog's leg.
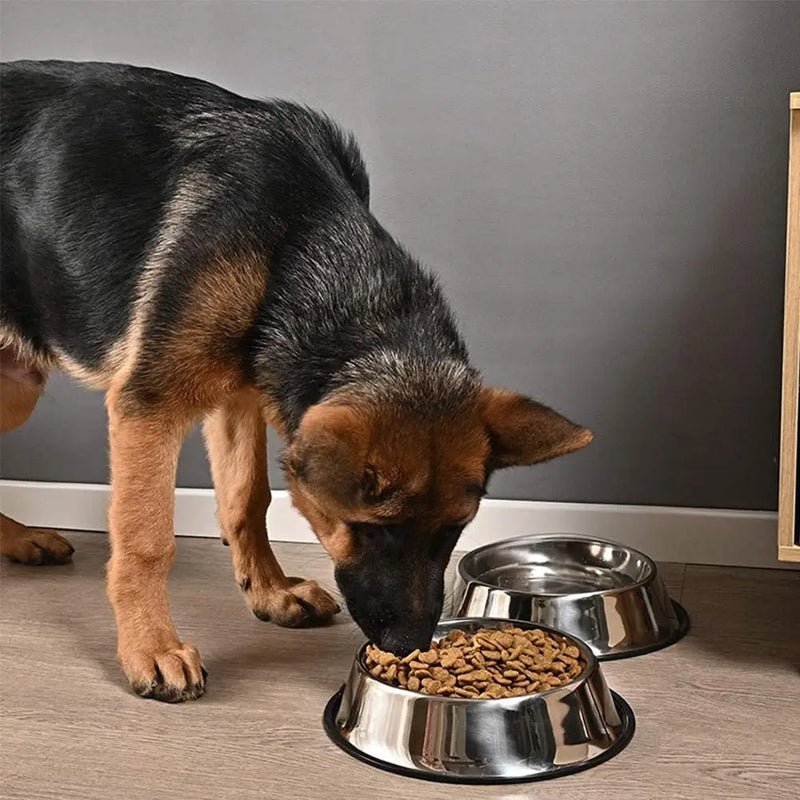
[1,374,42,431]
[0,352,74,563]
[106,388,205,702]
[1,344,47,432]
[203,390,339,627]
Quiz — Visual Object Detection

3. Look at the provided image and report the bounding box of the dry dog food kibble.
[365,627,583,699]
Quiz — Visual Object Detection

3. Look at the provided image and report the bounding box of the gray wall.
[1,1,798,510]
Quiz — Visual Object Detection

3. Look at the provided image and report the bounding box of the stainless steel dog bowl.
[454,535,689,660]
[323,618,634,784]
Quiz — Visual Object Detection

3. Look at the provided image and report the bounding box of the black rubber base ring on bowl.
[597,600,691,662]
[322,689,635,785]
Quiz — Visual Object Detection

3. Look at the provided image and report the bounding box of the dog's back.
[2,61,222,371]
[0,60,369,387]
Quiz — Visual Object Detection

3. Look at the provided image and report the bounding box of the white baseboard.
[0,479,792,570]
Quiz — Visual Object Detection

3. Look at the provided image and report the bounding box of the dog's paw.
[248,577,341,628]
[4,527,75,565]
[121,641,207,703]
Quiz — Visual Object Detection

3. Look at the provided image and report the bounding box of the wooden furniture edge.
[778,94,800,559]
[778,545,800,562]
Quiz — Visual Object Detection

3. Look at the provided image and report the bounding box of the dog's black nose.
[377,626,434,657]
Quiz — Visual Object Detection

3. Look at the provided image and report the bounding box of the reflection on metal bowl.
[455,534,689,660]
[323,618,635,784]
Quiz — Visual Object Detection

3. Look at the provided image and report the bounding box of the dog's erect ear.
[480,388,593,470]
[286,403,386,509]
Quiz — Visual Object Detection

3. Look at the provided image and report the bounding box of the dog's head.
[284,386,591,654]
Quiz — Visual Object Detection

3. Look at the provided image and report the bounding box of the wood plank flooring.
[1,532,798,800]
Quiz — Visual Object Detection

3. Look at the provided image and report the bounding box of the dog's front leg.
[203,390,339,627]
[106,387,206,702]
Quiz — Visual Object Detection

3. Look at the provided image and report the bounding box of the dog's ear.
[480,387,593,470]
[286,403,387,509]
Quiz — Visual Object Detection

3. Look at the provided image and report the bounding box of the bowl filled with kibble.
[455,534,690,660]
[323,618,634,784]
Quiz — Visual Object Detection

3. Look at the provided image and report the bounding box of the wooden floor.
[1,532,798,800]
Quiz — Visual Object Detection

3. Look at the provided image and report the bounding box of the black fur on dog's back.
[1,60,476,428]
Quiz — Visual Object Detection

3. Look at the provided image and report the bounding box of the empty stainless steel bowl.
[323,618,634,784]
[455,534,689,660]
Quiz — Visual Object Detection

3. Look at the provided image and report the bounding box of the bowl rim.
[354,616,598,702]
[456,533,660,599]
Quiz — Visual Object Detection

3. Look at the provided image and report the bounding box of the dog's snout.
[335,555,446,656]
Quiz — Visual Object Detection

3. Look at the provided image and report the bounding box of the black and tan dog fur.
[0,61,592,702]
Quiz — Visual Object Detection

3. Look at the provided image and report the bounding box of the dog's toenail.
[221,537,229,546]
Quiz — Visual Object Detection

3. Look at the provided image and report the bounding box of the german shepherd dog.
[0,61,592,702]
